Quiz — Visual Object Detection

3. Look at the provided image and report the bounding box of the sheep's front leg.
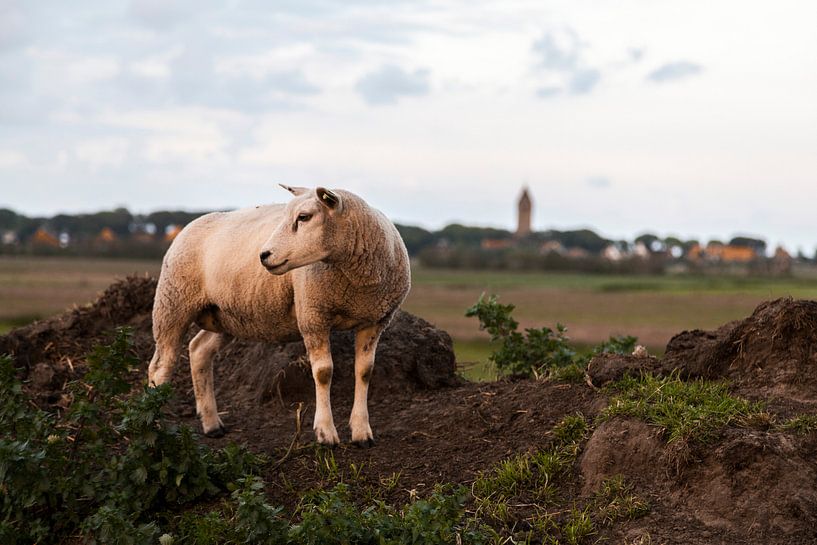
[303,332,340,445]
[350,324,383,447]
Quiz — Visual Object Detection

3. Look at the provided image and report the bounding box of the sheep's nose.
[259,250,271,263]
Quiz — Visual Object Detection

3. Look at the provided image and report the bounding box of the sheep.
[147,185,411,446]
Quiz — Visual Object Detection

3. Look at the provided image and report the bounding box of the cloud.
[29,49,121,85]
[74,138,130,171]
[586,176,611,189]
[569,68,601,95]
[0,149,27,168]
[647,61,703,83]
[536,86,561,99]
[532,29,581,71]
[0,0,26,51]
[355,64,430,105]
[262,71,320,96]
[128,0,196,31]
[532,29,602,97]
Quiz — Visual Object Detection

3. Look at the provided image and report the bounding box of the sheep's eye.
[297,213,312,222]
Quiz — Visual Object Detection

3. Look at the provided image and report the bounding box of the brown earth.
[4,280,817,544]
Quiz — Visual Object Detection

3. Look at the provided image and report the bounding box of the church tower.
[516,187,532,236]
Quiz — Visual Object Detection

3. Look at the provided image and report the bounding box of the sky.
[1,0,816,251]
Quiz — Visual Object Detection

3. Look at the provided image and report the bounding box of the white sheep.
[147,186,411,446]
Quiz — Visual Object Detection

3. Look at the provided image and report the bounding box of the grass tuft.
[600,373,765,444]
[781,414,817,435]
[552,413,589,447]
[562,506,595,545]
[594,476,650,525]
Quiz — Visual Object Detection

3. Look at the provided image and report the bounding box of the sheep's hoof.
[352,438,376,448]
[315,428,340,446]
[204,424,228,438]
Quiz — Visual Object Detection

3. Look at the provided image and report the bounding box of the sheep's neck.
[330,215,387,288]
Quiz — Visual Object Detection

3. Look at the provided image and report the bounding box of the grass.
[453,339,498,381]
[600,373,766,444]
[472,415,589,521]
[0,256,160,325]
[406,267,817,351]
[0,315,41,334]
[469,413,649,543]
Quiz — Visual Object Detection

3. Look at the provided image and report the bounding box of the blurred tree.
[395,224,434,255]
[729,236,767,253]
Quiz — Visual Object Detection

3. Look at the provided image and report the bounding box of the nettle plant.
[466,294,636,378]
[0,328,263,545]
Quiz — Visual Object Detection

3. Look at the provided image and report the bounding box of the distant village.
[463,188,797,276]
[0,191,809,276]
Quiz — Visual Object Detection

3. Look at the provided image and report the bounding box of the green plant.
[292,483,487,545]
[0,329,265,544]
[176,509,237,545]
[314,447,340,482]
[233,476,287,544]
[575,335,638,366]
[465,294,575,376]
[466,294,638,379]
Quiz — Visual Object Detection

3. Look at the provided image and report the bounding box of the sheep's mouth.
[264,259,289,273]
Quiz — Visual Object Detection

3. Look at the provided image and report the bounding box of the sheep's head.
[259,185,343,275]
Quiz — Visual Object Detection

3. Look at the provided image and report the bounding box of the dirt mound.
[579,418,665,494]
[0,276,459,408]
[663,298,817,399]
[675,428,817,541]
[585,353,664,387]
[580,418,817,544]
[200,310,460,413]
[0,275,157,371]
[586,298,817,402]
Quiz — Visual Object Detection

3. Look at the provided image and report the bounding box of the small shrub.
[466,294,638,379]
[465,294,575,377]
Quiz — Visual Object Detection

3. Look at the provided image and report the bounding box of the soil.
[4,281,817,544]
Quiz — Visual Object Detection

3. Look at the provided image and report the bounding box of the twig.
[271,402,303,469]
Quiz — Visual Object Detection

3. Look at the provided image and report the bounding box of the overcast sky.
[1,1,816,250]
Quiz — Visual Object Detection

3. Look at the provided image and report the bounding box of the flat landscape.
[4,255,817,373]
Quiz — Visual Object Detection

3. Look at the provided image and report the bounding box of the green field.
[3,256,817,377]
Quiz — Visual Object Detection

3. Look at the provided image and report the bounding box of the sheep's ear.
[279,184,309,196]
[316,187,341,211]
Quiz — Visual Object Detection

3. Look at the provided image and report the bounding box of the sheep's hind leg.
[350,324,383,447]
[189,330,231,437]
[303,331,340,446]
[148,310,189,387]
